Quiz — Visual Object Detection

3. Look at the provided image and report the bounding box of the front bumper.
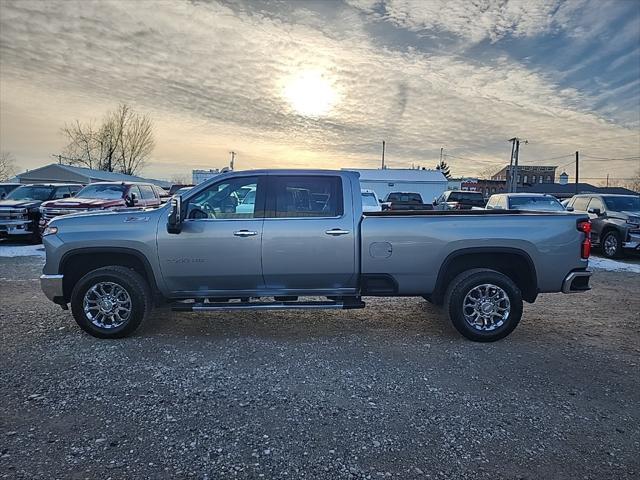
[562,270,592,294]
[623,231,640,250]
[40,274,64,302]
[0,219,34,235]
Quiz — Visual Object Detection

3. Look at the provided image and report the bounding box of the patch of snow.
[588,256,640,274]
[0,244,45,257]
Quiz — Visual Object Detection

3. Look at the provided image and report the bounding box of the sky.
[0,0,639,182]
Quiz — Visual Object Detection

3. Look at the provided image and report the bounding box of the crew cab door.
[261,174,357,295]
[156,175,266,295]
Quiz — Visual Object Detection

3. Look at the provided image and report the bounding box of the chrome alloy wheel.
[462,283,510,332]
[603,234,618,257]
[83,281,132,329]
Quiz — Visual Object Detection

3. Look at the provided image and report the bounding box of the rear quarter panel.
[360,213,588,295]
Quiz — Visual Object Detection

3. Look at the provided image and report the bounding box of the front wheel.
[601,230,622,258]
[444,269,523,342]
[70,266,152,338]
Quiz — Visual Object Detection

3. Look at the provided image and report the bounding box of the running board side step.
[172,300,365,312]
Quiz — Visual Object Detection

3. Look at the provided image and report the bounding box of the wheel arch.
[60,247,159,302]
[432,247,538,305]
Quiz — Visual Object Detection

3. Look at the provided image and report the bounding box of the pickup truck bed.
[40,169,592,342]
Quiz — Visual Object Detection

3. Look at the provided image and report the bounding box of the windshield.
[6,185,54,201]
[76,184,127,199]
[387,192,422,203]
[361,192,379,207]
[602,196,640,212]
[509,196,565,211]
[448,192,484,205]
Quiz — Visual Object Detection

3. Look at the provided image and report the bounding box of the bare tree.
[114,104,154,175]
[60,104,154,175]
[0,151,16,181]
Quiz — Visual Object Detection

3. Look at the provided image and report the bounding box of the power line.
[581,154,640,160]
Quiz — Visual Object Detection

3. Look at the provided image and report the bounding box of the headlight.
[627,216,640,226]
[42,225,58,236]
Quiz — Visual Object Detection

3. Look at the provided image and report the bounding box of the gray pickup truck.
[40,170,592,342]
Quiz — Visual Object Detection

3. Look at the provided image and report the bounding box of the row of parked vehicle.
[362,188,640,258]
[0,181,165,241]
[2,180,638,260]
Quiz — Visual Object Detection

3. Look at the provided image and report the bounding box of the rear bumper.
[40,274,64,302]
[562,270,592,294]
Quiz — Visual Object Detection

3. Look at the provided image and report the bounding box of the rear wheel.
[601,230,622,258]
[70,266,152,338]
[444,269,522,342]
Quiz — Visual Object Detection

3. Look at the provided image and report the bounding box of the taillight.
[577,220,591,259]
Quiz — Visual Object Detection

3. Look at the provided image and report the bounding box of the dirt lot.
[0,253,639,480]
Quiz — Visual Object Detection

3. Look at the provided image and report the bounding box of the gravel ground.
[0,255,639,480]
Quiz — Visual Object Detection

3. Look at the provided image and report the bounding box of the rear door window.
[572,197,590,211]
[53,186,71,199]
[138,185,157,200]
[587,197,605,212]
[270,176,342,218]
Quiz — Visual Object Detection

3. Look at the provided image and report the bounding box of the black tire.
[601,230,622,259]
[444,268,523,342]
[70,266,152,339]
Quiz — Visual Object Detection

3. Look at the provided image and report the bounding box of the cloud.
[0,0,638,180]
[347,0,576,44]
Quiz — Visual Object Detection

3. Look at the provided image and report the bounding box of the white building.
[345,168,448,203]
[192,168,222,184]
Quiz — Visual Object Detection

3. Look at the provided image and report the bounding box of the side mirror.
[565,206,574,212]
[63,193,71,198]
[432,199,437,206]
[587,207,601,216]
[167,196,182,234]
[486,205,493,210]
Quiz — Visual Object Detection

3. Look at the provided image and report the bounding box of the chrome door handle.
[233,230,258,237]
[325,228,350,236]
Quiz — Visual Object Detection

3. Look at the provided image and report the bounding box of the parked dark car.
[384,192,432,211]
[0,183,82,241]
[433,191,486,210]
[0,183,21,199]
[566,193,640,258]
[39,181,163,231]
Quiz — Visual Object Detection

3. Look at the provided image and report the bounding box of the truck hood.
[41,198,126,209]
[609,210,640,221]
[0,199,43,210]
[48,203,167,226]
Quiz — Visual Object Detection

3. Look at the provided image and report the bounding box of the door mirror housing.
[167,196,183,234]
[565,206,574,212]
[62,193,71,198]
[588,207,601,216]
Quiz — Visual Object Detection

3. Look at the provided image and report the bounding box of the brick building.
[491,165,557,186]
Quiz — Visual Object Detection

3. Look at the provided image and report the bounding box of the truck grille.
[40,208,88,223]
[0,207,28,220]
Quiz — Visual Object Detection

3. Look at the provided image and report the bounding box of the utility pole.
[513,140,521,193]
[229,151,236,170]
[439,147,443,164]
[507,138,516,192]
[507,137,527,192]
[606,173,609,187]
[575,151,579,194]
[381,140,386,169]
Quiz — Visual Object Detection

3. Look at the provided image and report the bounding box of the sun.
[283,69,338,117]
